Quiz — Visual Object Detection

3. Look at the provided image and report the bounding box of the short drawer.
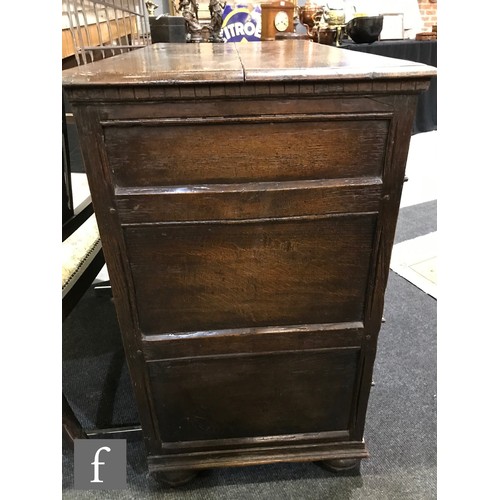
[103,116,390,186]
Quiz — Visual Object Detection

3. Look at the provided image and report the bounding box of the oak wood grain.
[63,41,435,480]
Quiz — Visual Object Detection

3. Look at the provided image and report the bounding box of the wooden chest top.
[61,41,436,87]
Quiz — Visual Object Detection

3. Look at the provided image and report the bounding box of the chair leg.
[63,393,88,445]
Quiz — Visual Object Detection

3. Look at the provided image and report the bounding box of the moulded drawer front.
[125,213,377,335]
[103,118,390,186]
[147,347,360,443]
[115,179,382,224]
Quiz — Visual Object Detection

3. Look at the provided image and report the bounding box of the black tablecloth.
[343,40,437,134]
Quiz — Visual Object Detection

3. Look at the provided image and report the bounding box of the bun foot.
[318,458,361,472]
[151,468,199,487]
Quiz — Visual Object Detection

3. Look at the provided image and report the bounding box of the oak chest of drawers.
[62,41,435,485]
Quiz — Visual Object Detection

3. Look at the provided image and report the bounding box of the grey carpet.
[394,200,437,245]
[62,201,437,499]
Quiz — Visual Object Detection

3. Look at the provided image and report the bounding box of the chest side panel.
[69,87,415,461]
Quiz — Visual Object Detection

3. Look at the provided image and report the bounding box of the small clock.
[274,11,290,32]
[260,1,295,40]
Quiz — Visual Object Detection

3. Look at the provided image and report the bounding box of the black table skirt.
[343,40,437,134]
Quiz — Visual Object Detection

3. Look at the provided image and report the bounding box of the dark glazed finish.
[62,42,436,484]
[346,16,384,44]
